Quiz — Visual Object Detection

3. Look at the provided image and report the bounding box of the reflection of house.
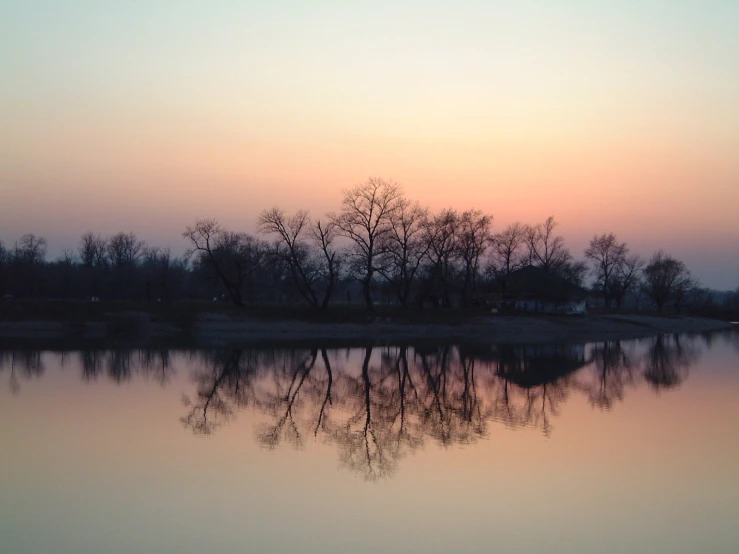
[498,266,588,314]
[496,344,588,387]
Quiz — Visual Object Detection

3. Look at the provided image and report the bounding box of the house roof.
[500,265,588,300]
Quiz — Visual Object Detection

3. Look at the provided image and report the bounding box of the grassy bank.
[0,299,503,326]
[2,298,738,324]
[0,299,734,349]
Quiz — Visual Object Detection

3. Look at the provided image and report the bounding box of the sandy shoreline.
[0,314,733,347]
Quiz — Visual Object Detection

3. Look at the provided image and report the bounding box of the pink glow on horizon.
[2,2,738,288]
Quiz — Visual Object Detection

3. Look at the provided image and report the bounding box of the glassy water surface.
[2,331,738,553]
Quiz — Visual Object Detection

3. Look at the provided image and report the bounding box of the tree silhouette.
[609,254,644,309]
[183,220,266,306]
[457,210,493,305]
[525,217,571,272]
[642,251,692,313]
[376,199,429,307]
[585,233,628,309]
[492,222,527,284]
[330,178,403,310]
[423,209,460,307]
[258,208,339,310]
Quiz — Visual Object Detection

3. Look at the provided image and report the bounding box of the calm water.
[1,331,738,553]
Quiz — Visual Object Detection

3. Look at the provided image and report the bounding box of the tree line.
[0,178,731,313]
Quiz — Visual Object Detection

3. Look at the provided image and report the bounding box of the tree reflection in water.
[579,340,638,410]
[642,334,698,391]
[0,331,725,479]
[493,344,583,436]
[179,342,604,478]
[0,350,43,394]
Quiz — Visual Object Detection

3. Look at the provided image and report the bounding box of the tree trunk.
[362,277,373,311]
[226,284,243,307]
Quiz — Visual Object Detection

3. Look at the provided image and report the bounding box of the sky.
[1,1,738,289]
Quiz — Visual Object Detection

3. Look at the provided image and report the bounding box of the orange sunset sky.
[1,2,738,288]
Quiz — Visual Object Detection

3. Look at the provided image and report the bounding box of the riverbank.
[179,313,736,345]
[0,311,733,347]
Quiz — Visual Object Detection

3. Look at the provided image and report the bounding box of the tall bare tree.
[106,232,144,269]
[105,232,145,299]
[309,220,340,310]
[609,254,644,309]
[376,199,429,307]
[585,233,628,309]
[11,234,48,297]
[78,232,108,298]
[183,220,265,307]
[329,178,403,310]
[141,247,185,305]
[642,250,693,313]
[424,209,460,307]
[258,208,339,310]
[525,216,571,272]
[0,241,7,295]
[457,210,493,304]
[259,208,318,308]
[78,232,108,268]
[14,234,47,265]
[492,222,527,278]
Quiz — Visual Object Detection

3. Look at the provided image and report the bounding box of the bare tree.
[525,216,572,273]
[585,233,628,309]
[329,178,403,310]
[141,247,184,305]
[0,241,7,294]
[77,232,108,298]
[642,250,692,313]
[423,209,460,307]
[673,274,700,313]
[183,220,265,306]
[11,234,47,297]
[457,210,493,304]
[78,232,108,268]
[376,199,429,307]
[609,254,644,309]
[105,232,146,299]
[309,219,341,310]
[52,249,77,299]
[259,208,316,307]
[258,208,339,310]
[14,234,47,265]
[106,232,144,268]
[492,222,527,278]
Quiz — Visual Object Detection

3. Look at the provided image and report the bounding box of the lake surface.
[2,330,738,553]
